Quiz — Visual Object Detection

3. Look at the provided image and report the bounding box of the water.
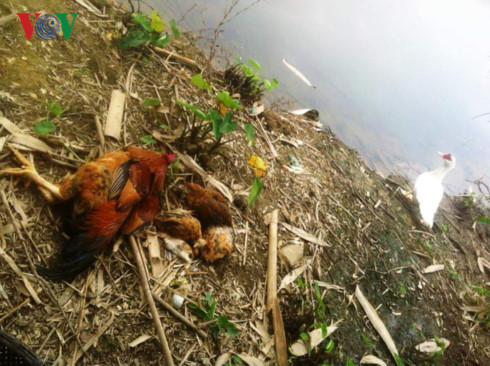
[134,0,490,193]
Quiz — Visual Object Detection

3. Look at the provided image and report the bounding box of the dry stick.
[0,298,29,324]
[152,46,201,70]
[0,13,17,27]
[266,209,288,366]
[152,293,208,339]
[104,90,126,141]
[255,117,279,158]
[242,221,249,266]
[355,285,400,363]
[129,236,175,366]
[94,115,105,153]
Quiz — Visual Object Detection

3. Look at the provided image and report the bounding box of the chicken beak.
[194,238,206,249]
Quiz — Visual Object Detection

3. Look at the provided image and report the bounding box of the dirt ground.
[0,1,489,365]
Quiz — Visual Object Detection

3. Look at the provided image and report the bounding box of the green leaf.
[191,73,211,91]
[321,322,327,339]
[188,303,207,319]
[231,355,243,365]
[159,124,169,130]
[441,223,447,232]
[234,56,242,64]
[132,13,152,32]
[45,102,63,116]
[119,29,151,49]
[226,325,239,337]
[394,354,405,366]
[206,301,216,320]
[142,97,160,107]
[217,315,229,328]
[150,10,164,33]
[219,112,238,134]
[345,358,355,366]
[272,78,280,88]
[300,332,309,341]
[361,333,374,349]
[247,58,262,70]
[247,177,263,207]
[325,338,335,353]
[209,110,223,140]
[263,78,273,90]
[170,19,180,37]
[151,32,170,48]
[176,101,209,120]
[477,216,490,226]
[34,120,55,135]
[140,135,156,145]
[243,123,254,144]
[215,91,240,110]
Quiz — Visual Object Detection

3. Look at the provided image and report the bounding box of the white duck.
[414,152,456,228]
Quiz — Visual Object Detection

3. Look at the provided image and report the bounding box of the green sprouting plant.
[119,11,179,49]
[188,292,239,339]
[224,355,243,366]
[142,97,161,107]
[361,333,374,350]
[345,358,355,366]
[177,73,254,154]
[228,57,279,96]
[399,284,407,297]
[34,101,63,135]
[247,177,263,207]
[140,135,156,145]
[477,216,490,226]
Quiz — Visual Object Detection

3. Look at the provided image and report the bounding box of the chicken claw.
[1,144,62,202]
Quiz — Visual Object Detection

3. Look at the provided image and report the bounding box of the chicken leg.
[1,145,63,203]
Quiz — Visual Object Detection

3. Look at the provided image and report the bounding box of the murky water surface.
[135,0,490,193]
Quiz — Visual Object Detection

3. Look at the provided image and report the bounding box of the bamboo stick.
[130,236,174,366]
[104,90,125,141]
[94,115,105,153]
[153,46,201,69]
[266,209,288,366]
[355,286,399,363]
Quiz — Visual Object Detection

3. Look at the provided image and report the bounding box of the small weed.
[34,101,63,135]
[224,355,243,366]
[119,11,177,49]
[361,333,374,350]
[345,358,355,366]
[399,284,407,297]
[191,73,212,91]
[225,57,279,101]
[247,177,263,207]
[140,135,156,145]
[477,216,490,226]
[188,292,239,339]
[142,97,160,107]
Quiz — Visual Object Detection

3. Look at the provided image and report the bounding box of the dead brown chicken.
[153,210,205,262]
[0,144,176,280]
[181,182,233,263]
